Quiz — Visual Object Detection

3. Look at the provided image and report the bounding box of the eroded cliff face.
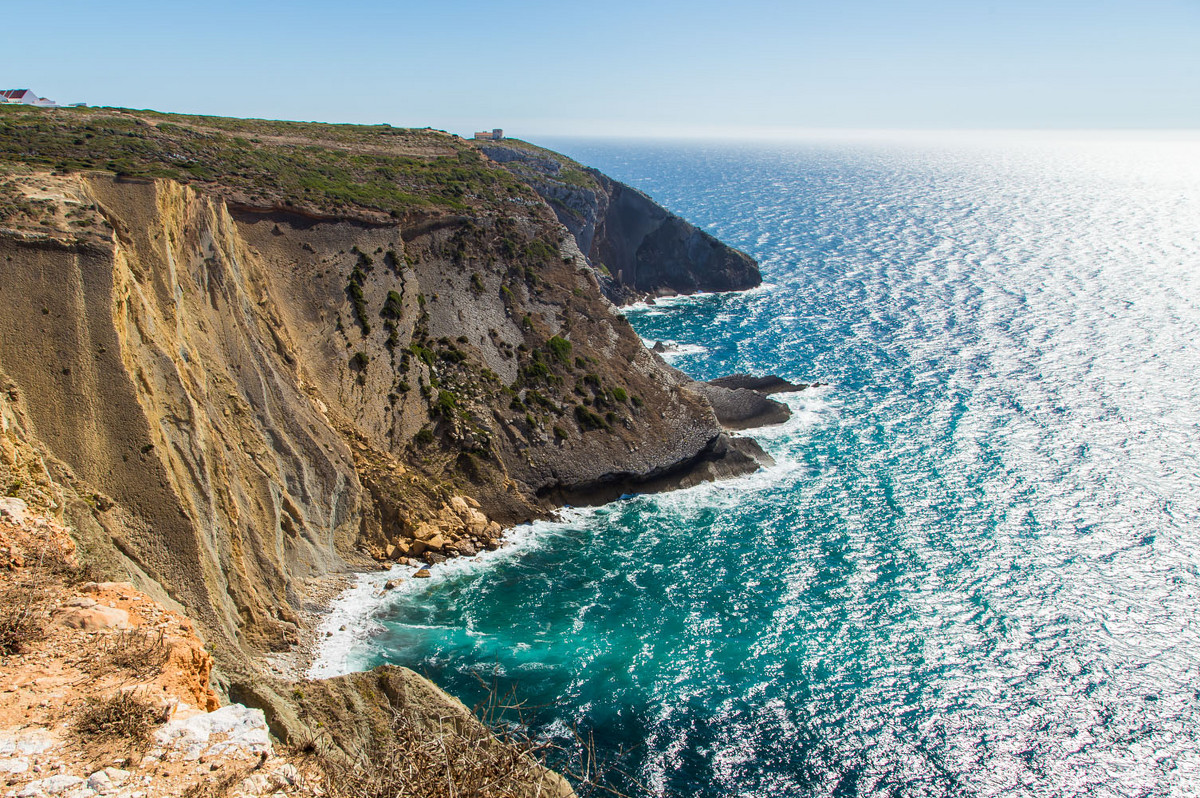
[479,140,761,303]
[0,176,366,660]
[0,171,757,687]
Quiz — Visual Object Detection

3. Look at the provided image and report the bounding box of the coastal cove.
[0,106,775,798]
[314,135,1200,797]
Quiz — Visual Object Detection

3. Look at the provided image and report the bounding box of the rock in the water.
[707,374,810,394]
[383,579,403,591]
[413,568,431,578]
[691,383,791,430]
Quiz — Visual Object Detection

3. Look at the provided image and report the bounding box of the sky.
[2,0,1198,138]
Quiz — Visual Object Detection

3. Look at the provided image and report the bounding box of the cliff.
[478,139,762,303]
[0,496,570,797]
[0,105,769,790]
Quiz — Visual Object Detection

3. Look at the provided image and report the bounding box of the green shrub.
[438,348,467,364]
[434,390,457,419]
[523,239,558,263]
[382,290,402,319]
[574,404,608,431]
[546,335,572,363]
[409,344,435,367]
[521,361,551,383]
[347,273,371,334]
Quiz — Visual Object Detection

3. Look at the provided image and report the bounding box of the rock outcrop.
[2,498,563,798]
[707,374,814,394]
[691,383,792,431]
[479,139,761,303]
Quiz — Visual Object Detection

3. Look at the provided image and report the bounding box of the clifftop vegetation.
[0,105,539,219]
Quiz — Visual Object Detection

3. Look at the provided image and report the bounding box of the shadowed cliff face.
[0,170,756,676]
[479,140,761,303]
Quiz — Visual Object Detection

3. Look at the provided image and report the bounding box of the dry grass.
[0,583,47,656]
[298,681,632,798]
[72,691,166,752]
[87,627,171,676]
[316,706,548,798]
[179,760,263,798]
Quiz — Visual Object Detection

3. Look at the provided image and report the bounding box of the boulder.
[413,523,439,541]
[462,508,489,535]
[0,497,29,527]
[57,604,130,631]
[87,767,130,791]
[413,569,431,578]
[79,581,135,594]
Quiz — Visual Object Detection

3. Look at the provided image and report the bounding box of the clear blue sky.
[2,0,1197,137]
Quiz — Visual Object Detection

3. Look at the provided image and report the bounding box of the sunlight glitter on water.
[319,135,1200,797]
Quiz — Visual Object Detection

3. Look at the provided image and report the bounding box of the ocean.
[311,133,1200,797]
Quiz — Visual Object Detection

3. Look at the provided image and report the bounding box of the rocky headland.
[0,105,800,795]
[477,139,762,304]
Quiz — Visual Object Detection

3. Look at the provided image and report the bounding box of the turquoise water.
[317,135,1200,796]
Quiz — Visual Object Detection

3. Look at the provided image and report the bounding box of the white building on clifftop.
[473,128,503,141]
[0,89,58,107]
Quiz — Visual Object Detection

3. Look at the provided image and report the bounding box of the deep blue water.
[315,134,1200,797]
